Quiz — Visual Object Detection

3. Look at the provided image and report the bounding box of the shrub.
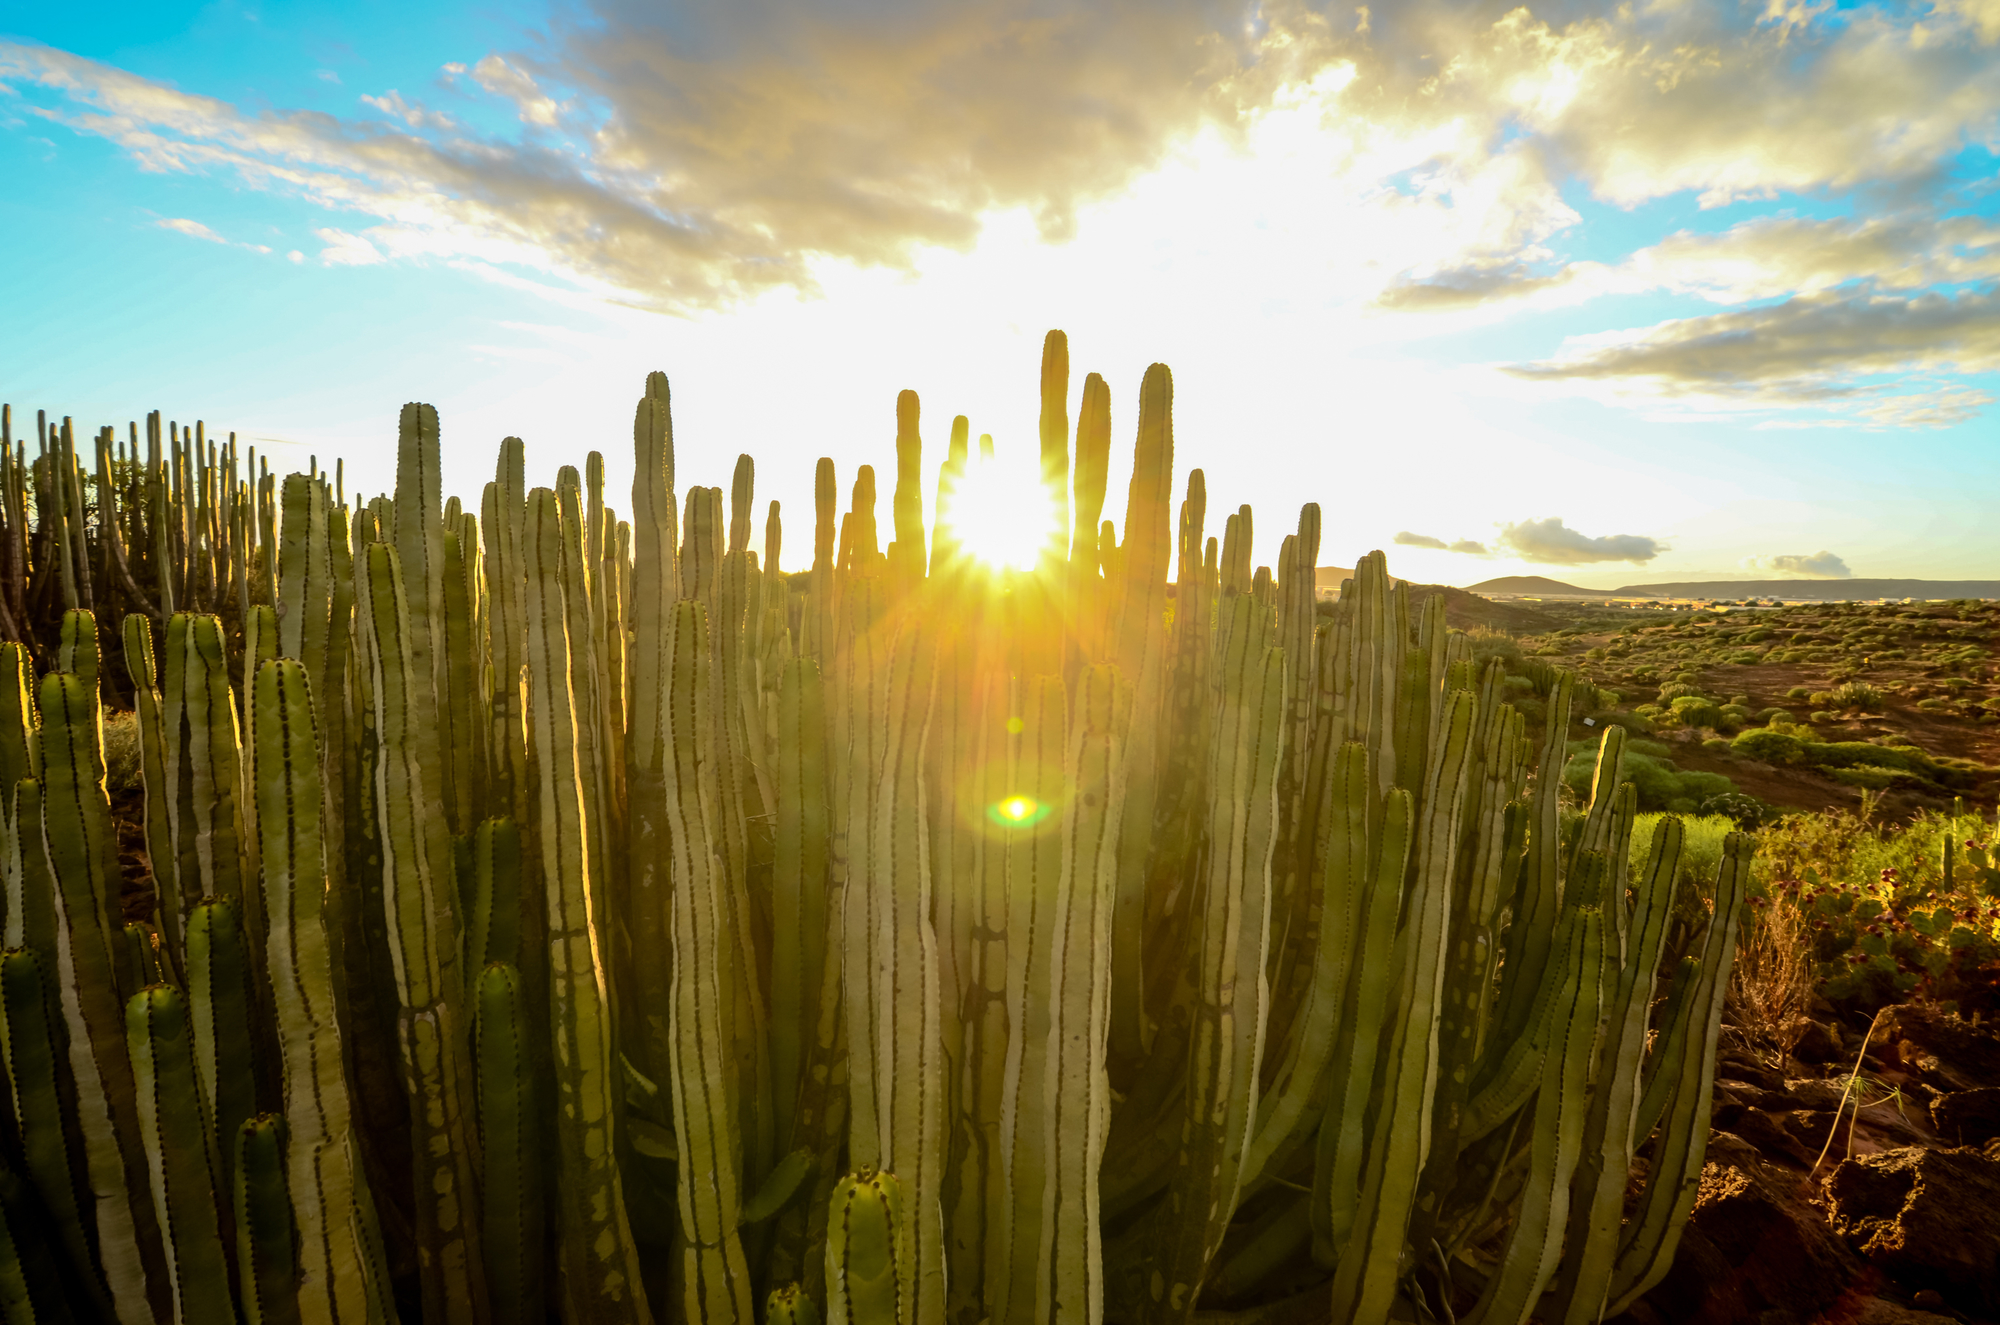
[1732,728,1805,764]
[1667,695,1726,729]
[1758,708,1794,725]
[1466,626,1522,670]
[1564,749,1737,813]
[1787,686,1811,701]
[1830,680,1883,710]
[1753,809,2000,1011]
[104,710,144,795]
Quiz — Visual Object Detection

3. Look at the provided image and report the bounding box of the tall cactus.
[253,656,391,1325]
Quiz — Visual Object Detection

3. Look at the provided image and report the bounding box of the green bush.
[1562,748,1737,813]
[1667,695,1726,729]
[1732,728,1805,764]
[1787,686,1811,701]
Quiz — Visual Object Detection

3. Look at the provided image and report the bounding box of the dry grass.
[103,710,144,795]
[1728,886,1815,1063]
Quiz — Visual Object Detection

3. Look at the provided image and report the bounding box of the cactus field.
[0,332,1748,1324]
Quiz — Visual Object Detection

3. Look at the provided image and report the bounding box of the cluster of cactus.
[0,333,1749,1324]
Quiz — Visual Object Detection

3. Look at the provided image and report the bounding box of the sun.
[940,442,1058,572]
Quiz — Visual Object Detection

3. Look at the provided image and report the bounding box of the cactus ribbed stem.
[127,983,236,1325]
[253,657,390,1325]
[523,487,650,1322]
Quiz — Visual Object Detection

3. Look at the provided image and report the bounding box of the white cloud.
[1744,550,1852,578]
[1497,518,1663,565]
[468,55,561,127]
[155,216,271,253]
[360,90,460,132]
[315,69,341,85]
[1394,530,1488,553]
[315,228,384,266]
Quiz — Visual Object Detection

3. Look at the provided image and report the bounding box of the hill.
[1465,575,1599,596]
[1610,578,2000,601]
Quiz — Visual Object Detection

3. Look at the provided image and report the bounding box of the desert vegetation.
[0,334,1753,1324]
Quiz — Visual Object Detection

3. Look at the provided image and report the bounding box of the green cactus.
[252,655,391,1325]
[235,1114,303,1325]
[474,959,546,1325]
[127,983,236,1324]
[827,1169,911,1325]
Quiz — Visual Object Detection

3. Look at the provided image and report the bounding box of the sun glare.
[941,444,1058,572]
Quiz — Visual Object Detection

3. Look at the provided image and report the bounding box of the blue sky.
[3,0,1998,587]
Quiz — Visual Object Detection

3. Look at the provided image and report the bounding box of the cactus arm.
[1240,741,1368,1187]
[773,658,829,1153]
[120,617,182,961]
[0,947,115,1317]
[355,541,487,1323]
[767,1283,824,1325]
[254,657,393,1325]
[1632,957,1700,1145]
[1041,664,1124,1324]
[236,1114,304,1325]
[1605,834,1751,1315]
[1310,782,1411,1265]
[40,669,167,1324]
[522,488,652,1322]
[863,620,946,1325]
[1462,910,1604,1325]
[474,960,547,1325]
[185,896,260,1185]
[3,782,56,958]
[826,1169,912,1325]
[1549,817,1687,1325]
[1327,689,1478,1323]
[127,983,238,1325]
[658,599,756,1321]
[994,674,1069,1324]
[468,818,523,969]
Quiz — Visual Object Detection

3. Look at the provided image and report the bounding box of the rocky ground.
[1619,1001,2000,1325]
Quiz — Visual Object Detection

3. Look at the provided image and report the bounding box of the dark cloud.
[1497,517,1660,565]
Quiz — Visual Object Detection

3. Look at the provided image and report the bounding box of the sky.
[1,0,1997,589]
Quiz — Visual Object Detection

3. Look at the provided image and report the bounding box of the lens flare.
[985,794,1051,828]
[941,443,1057,572]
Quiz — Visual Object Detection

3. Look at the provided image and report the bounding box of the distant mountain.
[1610,578,2000,601]
[1465,575,1599,596]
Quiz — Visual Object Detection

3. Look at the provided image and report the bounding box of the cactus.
[236,1113,303,1325]
[473,959,545,1325]
[0,344,1749,1325]
[127,982,236,1324]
